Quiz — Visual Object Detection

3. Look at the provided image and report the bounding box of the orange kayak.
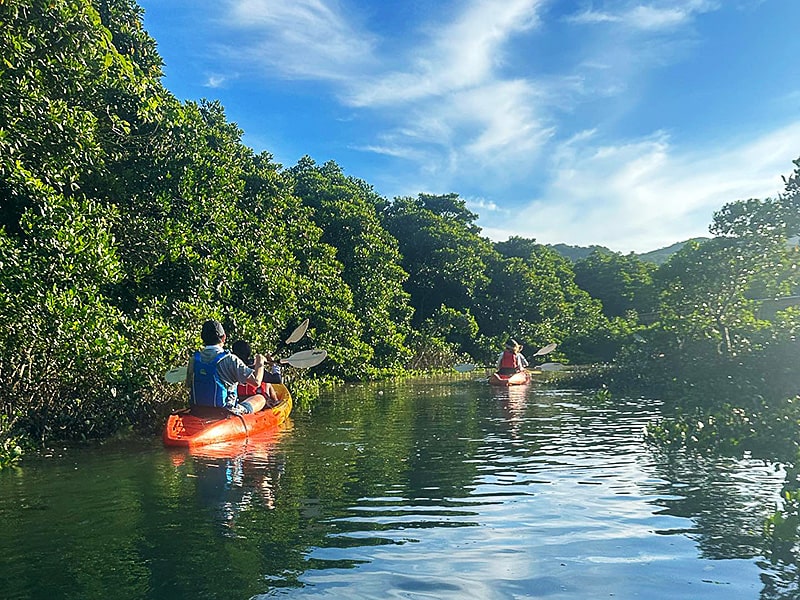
[488,371,531,387]
[163,384,292,448]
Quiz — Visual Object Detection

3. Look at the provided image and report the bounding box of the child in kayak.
[232,340,282,407]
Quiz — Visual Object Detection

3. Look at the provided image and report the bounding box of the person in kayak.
[186,320,277,415]
[496,339,529,375]
[232,340,283,406]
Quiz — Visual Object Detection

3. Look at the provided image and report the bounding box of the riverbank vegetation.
[2,0,800,546]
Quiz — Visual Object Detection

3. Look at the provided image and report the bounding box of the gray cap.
[201,320,225,345]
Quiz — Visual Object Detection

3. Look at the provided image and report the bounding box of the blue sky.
[137,0,800,253]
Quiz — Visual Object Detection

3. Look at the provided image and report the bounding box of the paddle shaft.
[271,318,309,357]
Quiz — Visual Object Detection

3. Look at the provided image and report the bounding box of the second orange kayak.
[488,371,531,386]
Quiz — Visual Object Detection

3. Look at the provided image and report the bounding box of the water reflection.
[0,377,795,599]
[643,451,783,558]
[263,381,780,599]
[169,424,290,531]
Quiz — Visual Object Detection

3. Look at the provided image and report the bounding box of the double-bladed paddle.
[164,318,316,384]
[164,348,327,384]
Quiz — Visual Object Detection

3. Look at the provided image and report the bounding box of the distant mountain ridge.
[636,238,711,264]
[549,238,711,265]
[549,244,612,263]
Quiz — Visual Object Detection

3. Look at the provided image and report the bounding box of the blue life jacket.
[190,351,229,408]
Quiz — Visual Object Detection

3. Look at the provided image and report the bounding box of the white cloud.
[567,1,720,31]
[376,80,551,175]
[179,0,795,257]
[342,0,555,183]
[351,142,425,161]
[221,0,376,80]
[480,122,800,253]
[203,74,228,88]
[626,6,691,29]
[466,196,503,213]
[346,0,544,107]
[458,81,553,159]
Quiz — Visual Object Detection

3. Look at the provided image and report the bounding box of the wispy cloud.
[345,0,543,106]
[466,196,503,214]
[221,0,376,79]
[567,1,720,31]
[480,122,800,252]
[181,0,794,254]
[338,0,554,182]
[203,73,228,88]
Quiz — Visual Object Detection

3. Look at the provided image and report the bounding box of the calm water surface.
[0,377,791,599]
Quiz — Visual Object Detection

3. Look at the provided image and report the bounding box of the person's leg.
[244,394,267,412]
[264,383,279,402]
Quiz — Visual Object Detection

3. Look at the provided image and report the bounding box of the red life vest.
[237,381,269,398]
[499,350,518,371]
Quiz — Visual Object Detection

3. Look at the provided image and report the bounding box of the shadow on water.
[0,375,795,599]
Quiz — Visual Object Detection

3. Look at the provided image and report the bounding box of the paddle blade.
[285,318,309,344]
[281,348,327,368]
[453,363,477,373]
[532,342,557,357]
[165,366,187,384]
[538,362,565,372]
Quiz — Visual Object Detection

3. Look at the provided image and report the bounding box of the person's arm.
[246,353,266,387]
[496,353,503,369]
[246,354,279,400]
[518,353,529,368]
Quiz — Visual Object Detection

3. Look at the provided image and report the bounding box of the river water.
[0,376,793,599]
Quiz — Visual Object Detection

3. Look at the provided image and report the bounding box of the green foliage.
[651,197,800,359]
[0,415,24,470]
[382,193,493,326]
[635,237,710,265]
[289,158,413,373]
[615,183,800,559]
[404,329,463,371]
[546,242,611,263]
[423,305,481,357]
[573,250,657,319]
[482,241,611,363]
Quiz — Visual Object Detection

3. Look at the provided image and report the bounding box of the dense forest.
[3,0,800,541]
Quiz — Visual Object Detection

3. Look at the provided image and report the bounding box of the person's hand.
[265,383,278,401]
[253,353,266,368]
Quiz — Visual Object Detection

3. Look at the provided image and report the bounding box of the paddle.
[164,348,327,384]
[263,317,310,372]
[531,342,557,357]
[281,318,309,348]
[453,342,557,373]
[279,348,327,368]
[535,362,565,372]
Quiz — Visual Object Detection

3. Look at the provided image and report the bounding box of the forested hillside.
[549,238,712,265]
[2,0,800,476]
